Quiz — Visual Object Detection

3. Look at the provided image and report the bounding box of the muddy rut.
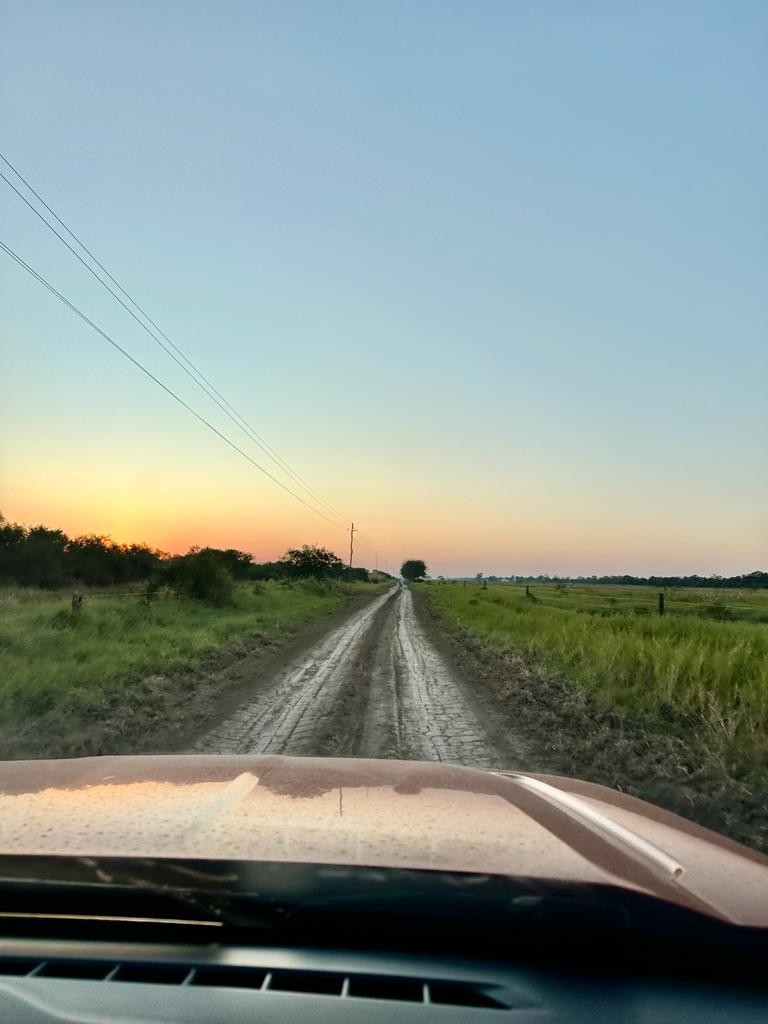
[193,585,526,769]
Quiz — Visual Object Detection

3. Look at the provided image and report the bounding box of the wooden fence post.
[658,592,665,616]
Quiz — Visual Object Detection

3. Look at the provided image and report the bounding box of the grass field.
[0,580,382,733]
[422,581,768,787]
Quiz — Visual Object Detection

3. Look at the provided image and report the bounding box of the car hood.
[0,754,766,926]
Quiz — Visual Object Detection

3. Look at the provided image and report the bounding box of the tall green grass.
[424,583,768,783]
[0,581,380,728]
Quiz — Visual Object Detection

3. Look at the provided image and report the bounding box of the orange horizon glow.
[3,485,765,579]
[2,4,766,584]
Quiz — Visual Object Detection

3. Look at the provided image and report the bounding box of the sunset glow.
[1,2,765,578]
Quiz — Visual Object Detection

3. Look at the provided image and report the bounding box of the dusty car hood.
[0,754,766,926]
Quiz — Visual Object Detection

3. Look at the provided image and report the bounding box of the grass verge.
[0,581,384,756]
[417,583,768,849]
[421,582,768,784]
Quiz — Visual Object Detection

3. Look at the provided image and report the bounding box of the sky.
[1,1,765,578]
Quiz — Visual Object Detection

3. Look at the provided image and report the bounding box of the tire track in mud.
[194,585,526,769]
[354,588,503,766]
[193,588,397,755]
[391,587,500,766]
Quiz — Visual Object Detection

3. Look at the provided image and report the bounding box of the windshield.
[0,0,766,903]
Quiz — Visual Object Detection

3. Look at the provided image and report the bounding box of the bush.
[299,578,332,596]
[159,551,235,607]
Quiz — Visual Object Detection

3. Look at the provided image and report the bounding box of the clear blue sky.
[1,1,765,576]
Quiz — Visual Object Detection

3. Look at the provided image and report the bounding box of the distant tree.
[401,559,427,581]
[207,548,253,580]
[282,544,346,579]
[23,525,69,588]
[0,514,27,582]
[159,548,235,606]
[122,542,165,581]
[743,571,768,589]
[67,534,119,587]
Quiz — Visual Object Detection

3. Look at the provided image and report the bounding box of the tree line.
[0,514,380,590]
[483,572,768,589]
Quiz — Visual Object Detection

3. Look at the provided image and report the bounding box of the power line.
[0,153,348,527]
[0,161,348,528]
[0,238,343,529]
[1,155,391,566]
[354,530,379,557]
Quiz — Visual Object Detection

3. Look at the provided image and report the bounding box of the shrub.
[159,551,235,607]
[298,578,331,596]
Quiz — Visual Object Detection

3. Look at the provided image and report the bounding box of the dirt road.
[193,585,525,768]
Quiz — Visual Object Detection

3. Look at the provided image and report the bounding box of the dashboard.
[1,938,766,1023]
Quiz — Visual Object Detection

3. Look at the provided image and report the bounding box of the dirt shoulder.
[0,588,383,762]
[413,589,768,853]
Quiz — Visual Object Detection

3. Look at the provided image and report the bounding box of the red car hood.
[0,754,766,926]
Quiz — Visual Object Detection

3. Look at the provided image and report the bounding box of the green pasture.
[0,581,382,730]
[423,581,768,785]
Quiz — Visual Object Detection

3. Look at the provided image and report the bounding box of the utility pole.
[348,522,355,582]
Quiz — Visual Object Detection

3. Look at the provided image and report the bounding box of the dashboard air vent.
[0,957,510,1009]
